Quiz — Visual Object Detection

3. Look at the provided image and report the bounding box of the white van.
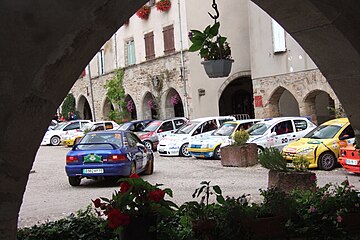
[157,116,236,157]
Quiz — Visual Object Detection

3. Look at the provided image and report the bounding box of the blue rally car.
[65,130,154,186]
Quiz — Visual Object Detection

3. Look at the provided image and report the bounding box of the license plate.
[82,168,104,174]
[346,159,358,166]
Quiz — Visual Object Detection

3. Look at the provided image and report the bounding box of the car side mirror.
[269,132,277,137]
[339,134,349,140]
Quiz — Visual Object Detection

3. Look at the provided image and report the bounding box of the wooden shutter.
[163,24,175,55]
[144,32,155,60]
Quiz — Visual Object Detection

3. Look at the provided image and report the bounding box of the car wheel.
[180,143,190,157]
[50,136,61,146]
[143,141,153,151]
[143,157,154,175]
[129,162,136,176]
[68,176,81,186]
[213,146,221,160]
[318,151,336,171]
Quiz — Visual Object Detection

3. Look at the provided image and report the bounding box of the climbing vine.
[61,93,76,120]
[104,69,128,123]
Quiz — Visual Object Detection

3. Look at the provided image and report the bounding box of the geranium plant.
[147,99,156,109]
[155,0,171,12]
[136,5,151,20]
[188,22,231,61]
[126,99,135,113]
[92,174,177,235]
[170,93,180,106]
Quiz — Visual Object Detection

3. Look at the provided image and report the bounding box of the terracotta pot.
[201,59,234,78]
[221,143,258,167]
[268,170,316,194]
[119,215,157,240]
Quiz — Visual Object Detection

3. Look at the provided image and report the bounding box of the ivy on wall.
[104,69,128,123]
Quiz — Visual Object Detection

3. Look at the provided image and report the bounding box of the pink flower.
[355,203,359,208]
[310,175,317,182]
[336,215,343,223]
[308,206,317,213]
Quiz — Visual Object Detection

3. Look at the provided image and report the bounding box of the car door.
[157,120,174,140]
[126,132,146,170]
[271,120,296,151]
[62,122,80,138]
[195,119,218,140]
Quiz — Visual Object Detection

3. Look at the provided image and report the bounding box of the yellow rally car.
[282,118,355,170]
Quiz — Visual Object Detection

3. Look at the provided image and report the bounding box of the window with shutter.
[163,24,175,55]
[144,32,155,60]
[125,39,136,66]
[272,19,286,53]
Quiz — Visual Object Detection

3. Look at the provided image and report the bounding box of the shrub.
[232,129,249,146]
[292,155,310,171]
[258,147,288,171]
[17,205,117,240]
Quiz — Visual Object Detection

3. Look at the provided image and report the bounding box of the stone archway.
[142,92,158,119]
[218,76,254,118]
[268,87,300,117]
[77,95,93,120]
[102,97,114,121]
[125,95,137,120]
[303,90,335,125]
[165,88,184,118]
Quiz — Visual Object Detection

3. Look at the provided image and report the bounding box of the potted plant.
[136,5,151,20]
[155,0,171,12]
[188,22,233,78]
[92,174,177,240]
[220,129,258,167]
[258,147,317,194]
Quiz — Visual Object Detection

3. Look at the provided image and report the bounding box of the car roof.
[223,119,262,124]
[191,116,236,122]
[259,117,310,125]
[86,130,130,134]
[321,118,349,125]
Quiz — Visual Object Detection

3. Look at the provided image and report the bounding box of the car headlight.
[297,147,313,155]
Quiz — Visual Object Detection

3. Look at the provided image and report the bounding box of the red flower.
[156,0,171,12]
[107,208,130,229]
[136,5,151,20]
[148,189,165,202]
[130,173,140,178]
[120,181,131,193]
[310,175,317,182]
[92,198,101,208]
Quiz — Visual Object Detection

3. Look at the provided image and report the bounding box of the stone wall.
[253,69,340,121]
[70,52,189,121]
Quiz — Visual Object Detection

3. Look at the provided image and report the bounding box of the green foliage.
[232,130,249,146]
[292,155,310,172]
[188,22,231,60]
[104,69,128,123]
[61,93,76,120]
[258,147,288,171]
[17,205,117,240]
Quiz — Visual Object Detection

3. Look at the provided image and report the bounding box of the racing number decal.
[281,138,288,144]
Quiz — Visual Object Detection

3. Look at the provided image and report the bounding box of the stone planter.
[268,170,317,194]
[242,215,287,239]
[201,59,234,78]
[221,143,258,167]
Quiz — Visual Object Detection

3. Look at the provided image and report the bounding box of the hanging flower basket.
[147,99,156,109]
[156,0,171,12]
[127,100,135,113]
[136,5,151,20]
[170,93,180,106]
[201,59,234,78]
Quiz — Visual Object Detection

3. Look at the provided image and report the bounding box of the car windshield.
[118,122,132,131]
[304,124,342,139]
[247,122,271,136]
[52,122,68,130]
[77,132,123,150]
[142,121,161,132]
[175,121,200,134]
[212,123,237,136]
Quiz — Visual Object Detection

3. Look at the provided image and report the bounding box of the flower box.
[201,59,234,78]
[156,0,171,12]
[268,170,316,194]
[221,143,257,167]
[136,5,151,20]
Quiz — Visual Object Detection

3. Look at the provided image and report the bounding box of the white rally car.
[157,116,236,157]
[247,117,317,152]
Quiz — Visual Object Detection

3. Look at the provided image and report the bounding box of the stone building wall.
[70,52,189,121]
[253,69,340,121]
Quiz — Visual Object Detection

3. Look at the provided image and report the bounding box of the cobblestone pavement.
[18,145,360,228]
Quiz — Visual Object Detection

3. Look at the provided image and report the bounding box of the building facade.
[69,0,340,125]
